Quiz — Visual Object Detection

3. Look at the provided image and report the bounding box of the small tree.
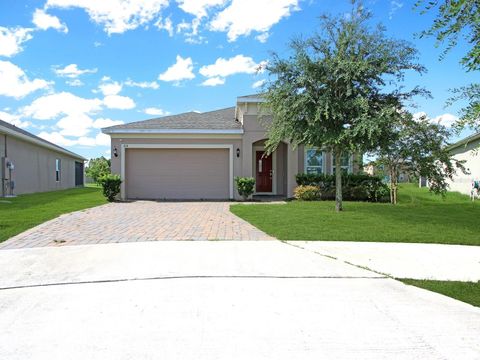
[86,157,111,184]
[374,111,466,204]
[263,2,426,211]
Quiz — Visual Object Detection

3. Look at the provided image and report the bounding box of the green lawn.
[401,279,480,307]
[230,184,480,245]
[0,187,106,243]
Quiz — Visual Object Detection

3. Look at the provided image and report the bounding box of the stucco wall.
[447,139,480,195]
[1,134,80,195]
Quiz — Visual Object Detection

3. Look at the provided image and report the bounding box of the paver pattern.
[1,201,273,249]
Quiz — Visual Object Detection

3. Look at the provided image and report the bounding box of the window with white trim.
[304,148,324,175]
[332,153,352,174]
[55,159,61,182]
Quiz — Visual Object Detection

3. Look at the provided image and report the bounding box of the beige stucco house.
[103,95,360,200]
[446,131,480,195]
[0,119,86,197]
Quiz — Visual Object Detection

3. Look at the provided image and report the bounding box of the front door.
[255,151,273,193]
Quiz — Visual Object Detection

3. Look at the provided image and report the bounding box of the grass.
[230,184,480,245]
[0,187,106,243]
[401,279,480,307]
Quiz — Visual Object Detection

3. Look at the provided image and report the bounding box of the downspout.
[2,134,6,197]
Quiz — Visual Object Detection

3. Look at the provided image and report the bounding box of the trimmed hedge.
[294,185,321,201]
[295,173,389,202]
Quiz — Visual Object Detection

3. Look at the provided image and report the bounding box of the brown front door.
[256,151,273,193]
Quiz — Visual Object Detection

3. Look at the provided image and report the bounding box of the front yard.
[401,279,480,308]
[0,186,106,243]
[231,184,480,245]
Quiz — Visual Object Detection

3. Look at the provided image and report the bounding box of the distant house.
[102,95,362,200]
[0,119,86,197]
[446,132,480,195]
[363,161,413,183]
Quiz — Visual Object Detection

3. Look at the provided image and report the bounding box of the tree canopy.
[86,157,111,184]
[263,3,426,211]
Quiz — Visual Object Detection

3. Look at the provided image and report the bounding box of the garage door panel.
[125,148,230,199]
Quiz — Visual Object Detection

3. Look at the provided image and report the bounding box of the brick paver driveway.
[1,201,273,249]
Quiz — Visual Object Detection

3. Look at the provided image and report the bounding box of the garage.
[125,147,231,200]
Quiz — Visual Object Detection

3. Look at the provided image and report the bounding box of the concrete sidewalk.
[0,241,479,360]
[289,241,480,281]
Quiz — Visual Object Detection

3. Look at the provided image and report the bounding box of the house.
[445,131,480,195]
[0,119,86,197]
[102,95,361,200]
[363,161,414,183]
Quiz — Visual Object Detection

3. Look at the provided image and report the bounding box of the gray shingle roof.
[0,119,86,160]
[103,107,242,133]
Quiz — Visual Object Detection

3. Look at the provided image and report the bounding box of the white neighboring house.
[446,132,480,195]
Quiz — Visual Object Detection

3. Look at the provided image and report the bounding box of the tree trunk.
[389,167,398,205]
[334,149,343,212]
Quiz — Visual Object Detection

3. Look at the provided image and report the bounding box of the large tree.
[374,111,465,204]
[86,157,111,184]
[263,3,426,211]
[416,0,480,130]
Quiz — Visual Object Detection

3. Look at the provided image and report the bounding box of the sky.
[0,0,478,160]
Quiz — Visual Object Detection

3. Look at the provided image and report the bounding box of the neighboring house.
[102,95,361,200]
[0,119,86,197]
[363,161,414,183]
[445,131,480,196]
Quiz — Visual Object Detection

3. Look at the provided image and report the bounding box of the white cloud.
[0,111,31,128]
[54,63,97,78]
[38,131,77,146]
[32,8,68,33]
[389,1,404,20]
[252,79,265,89]
[22,92,102,120]
[125,79,159,89]
[210,0,299,42]
[177,0,226,18]
[199,55,263,78]
[158,55,195,82]
[201,77,225,87]
[57,113,94,136]
[413,112,458,128]
[144,107,170,116]
[92,118,124,128]
[0,26,33,57]
[38,130,111,147]
[66,79,84,87]
[103,95,136,109]
[99,81,122,96]
[0,60,51,99]
[255,32,269,43]
[155,17,174,36]
[46,0,169,34]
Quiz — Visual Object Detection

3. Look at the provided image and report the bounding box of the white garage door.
[125,148,230,199]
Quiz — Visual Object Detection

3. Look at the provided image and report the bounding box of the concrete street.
[0,241,479,359]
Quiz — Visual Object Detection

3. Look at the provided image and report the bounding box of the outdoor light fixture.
[236,148,240,158]
[113,147,118,157]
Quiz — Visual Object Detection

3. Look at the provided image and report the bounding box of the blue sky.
[0,0,478,160]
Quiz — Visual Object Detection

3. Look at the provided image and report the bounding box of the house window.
[332,153,352,174]
[55,159,61,182]
[305,148,324,175]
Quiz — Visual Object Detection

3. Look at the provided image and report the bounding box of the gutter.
[0,124,86,161]
[446,132,480,151]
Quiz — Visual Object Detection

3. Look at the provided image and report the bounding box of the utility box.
[1,157,15,197]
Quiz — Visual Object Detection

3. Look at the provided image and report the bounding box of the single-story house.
[0,119,86,197]
[446,131,480,195]
[102,95,361,200]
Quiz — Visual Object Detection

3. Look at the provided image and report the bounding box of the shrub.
[295,173,389,202]
[294,185,321,201]
[235,177,255,201]
[99,174,122,202]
